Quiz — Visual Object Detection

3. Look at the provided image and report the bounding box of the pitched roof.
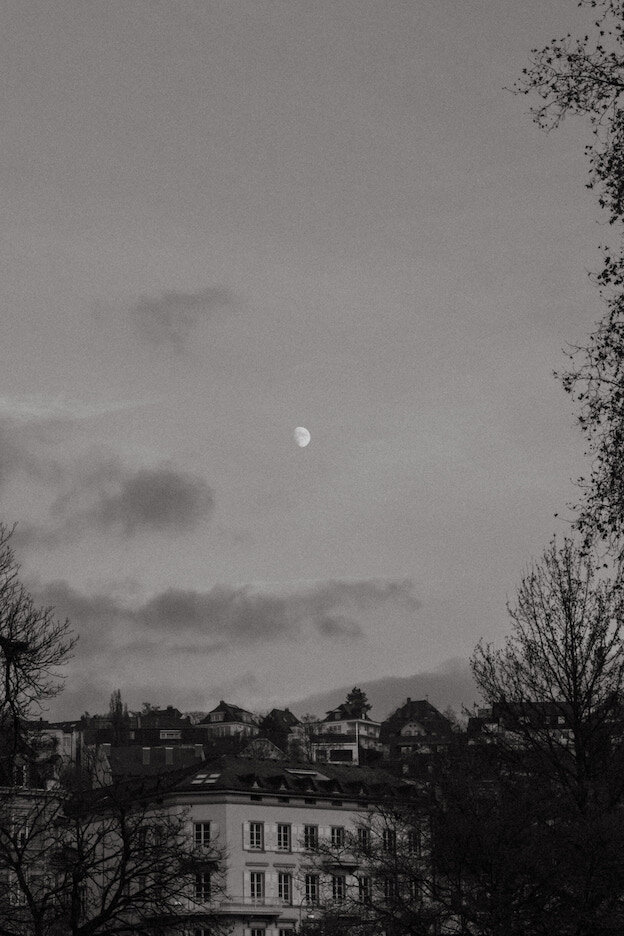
[199,701,258,724]
[381,699,454,742]
[175,755,412,801]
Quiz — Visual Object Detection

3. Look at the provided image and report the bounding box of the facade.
[168,756,408,936]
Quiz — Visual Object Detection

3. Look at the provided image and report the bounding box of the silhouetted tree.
[108,690,130,745]
[0,523,75,781]
[518,0,624,554]
[0,770,227,936]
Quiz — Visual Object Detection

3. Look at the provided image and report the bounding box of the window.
[331,826,345,847]
[195,871,211,901]
[303,824,318,850]
[305,873,319,904]
[357,827,371,851]
[249,821,264,850]
[278,871,292,904]
[250,871,265,903]
[332,874,346,902]
[194,822,211,847]
[407,828,421,855]
[383,877,399,900]
[251,930,264,936]
[409,877,422,900]
[279,930,295,936]
[358,876,371,903]
[382,828,397,852]
[12,763,27,787]
[160,729,182,740]
[277,823,291,852]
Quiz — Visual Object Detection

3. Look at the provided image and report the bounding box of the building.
[309,693,382,766]
[380,698,455,760]
[198,702,260,739]
[168,755,409,936]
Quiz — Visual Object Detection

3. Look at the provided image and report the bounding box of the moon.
[294,426,311,447]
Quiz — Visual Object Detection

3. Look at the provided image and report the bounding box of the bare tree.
[0,769,227,936]
[0,524,75,779]
[472,538,624,810]
[299,793,444,936]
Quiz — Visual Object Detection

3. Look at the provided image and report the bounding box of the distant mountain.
[289,658,481,722]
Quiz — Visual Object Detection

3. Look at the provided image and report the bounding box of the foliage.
[108,690,130,746]
[518,1,624,552]
[342,688,371,719]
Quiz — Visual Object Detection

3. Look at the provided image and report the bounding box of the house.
[309,704,382,766]
[467,701,575,747]
[198,702,260,739]
[380,698,455,759]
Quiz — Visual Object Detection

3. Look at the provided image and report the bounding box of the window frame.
[305,873,320,904]
[194,870,211,902]
[303,824,318,850]
[277,822,291,852]
[330,825,345,848]
[332,874,346,902]
[278,871,292,905]
[250,871,265,904]
[194,822,211,847]
[249,821,264,851]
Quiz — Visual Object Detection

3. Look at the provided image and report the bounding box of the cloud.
[31,577,419,659]
[129,287,231,350]
[86,466,215,536]
[21,460,215,546]
[0,418,62,492]
[136,578,419,642]
[0,395,150,422]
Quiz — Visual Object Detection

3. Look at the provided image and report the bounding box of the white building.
[169,755,407,936]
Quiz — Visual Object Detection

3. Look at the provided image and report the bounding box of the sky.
[0,0,607,720]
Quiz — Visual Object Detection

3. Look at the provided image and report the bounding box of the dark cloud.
[89,467,215,535]
[130,288,231,350]
[30,577,419,659]
[26,461,215,545]
[136,578,418,642]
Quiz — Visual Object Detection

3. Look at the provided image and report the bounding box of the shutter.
[243,821,250,851]
[243,870,251,901]
[265,822,277,852]
[211,821,220,842]
[265,870,277,903]
[320,826,331,843]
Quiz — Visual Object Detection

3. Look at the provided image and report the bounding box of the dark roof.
[109,744,205,778]
[174,755,412,801]
[266,708,301,728]
[199,701,257,724]
[381,699,454,742]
